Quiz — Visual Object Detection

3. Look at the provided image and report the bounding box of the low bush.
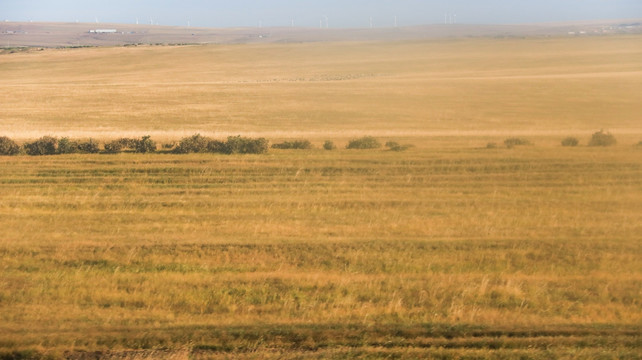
[78,139,100,154]
[0,136,20,155]
[24,136,57,156]
[346,136,382,149]
[103,141,123,153]
[58,138,99,154]
[224,135,269,154]
[323,140,336,150]
[104,138,138,153]
[174,134,210,154]
[561,137,579,147]
[207,139,227,153]
[504,138,532,148]
[486,142,498,149]
[271,139,312,150]
[385,141,413,152]
[134,135,156,153]
[119,138,138,149]
[57,137,79,154]
[173,134,268,154]
[588,130,616,147]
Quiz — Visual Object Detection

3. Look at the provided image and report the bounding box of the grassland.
[1,35,641,140]
[1,35,641,358]
[1,146,641,358]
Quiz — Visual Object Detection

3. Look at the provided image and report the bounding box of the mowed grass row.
[1,145,641,355]
[1,147,641,243]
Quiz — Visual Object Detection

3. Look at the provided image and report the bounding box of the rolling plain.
[1,33,641,358]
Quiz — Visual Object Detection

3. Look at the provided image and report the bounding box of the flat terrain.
[1,35,641,141]
[1,35,641,358]
[1,147,641,358]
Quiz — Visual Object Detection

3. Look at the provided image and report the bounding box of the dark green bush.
[561,137,579,147]
[57,137,79,154]
[346,136,382,149]
[103,140,123,153]
[224,135,268,154]
[0,136,20,155]
[588,130,616,147]
[323,140,336,150]
[77,139,100,154]
[271,139,312,150]
[174,134,210,154]
[207,139,227,153]
[174,134,268,154]
[104,138,138,153]
[134,135,156,153]
[504,138,532,148]
[118,138,138,149]
[57,137,99,154]
[24,136,57,156]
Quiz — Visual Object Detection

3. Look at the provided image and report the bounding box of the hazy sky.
[2,0,641,28]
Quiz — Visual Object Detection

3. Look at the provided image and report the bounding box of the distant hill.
[1,20,641,47]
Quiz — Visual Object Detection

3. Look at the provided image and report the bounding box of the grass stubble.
[0,35,641,359]
[1,146,640,359]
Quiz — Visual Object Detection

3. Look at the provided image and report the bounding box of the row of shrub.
[103,136,156,153]
[0,134,273,156]
[0,135,158,156]
[0,134,268,156]
[172,134,269,154]
[559,130,618,147]
[1,131,633,156]
[488,130,623,149]
[0,136,102,156]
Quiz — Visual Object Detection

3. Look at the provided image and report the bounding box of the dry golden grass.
[1,35,641,140]
[1,147,641,357]
[1,35,641,358]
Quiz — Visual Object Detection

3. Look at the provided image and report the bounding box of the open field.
[1,146,641,358]
[1,35,642,141]
[1,35,641,358]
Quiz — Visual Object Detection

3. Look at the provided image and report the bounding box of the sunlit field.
[1,35,641,139]
[1,35,641,359]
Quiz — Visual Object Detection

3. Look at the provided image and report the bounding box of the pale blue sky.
[1,0,641,28]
